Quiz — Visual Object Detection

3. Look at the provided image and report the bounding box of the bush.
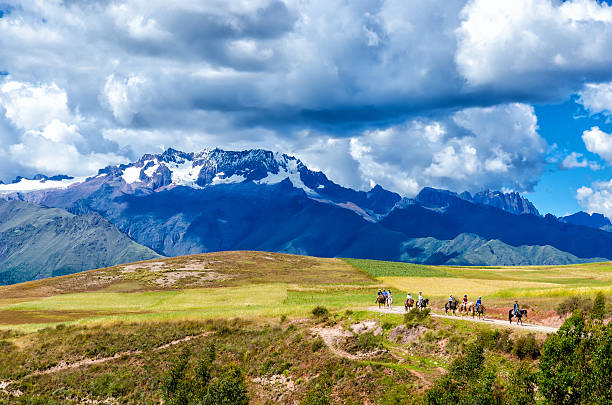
[350,332,384,353]
[504,361,537,405]
[591,291,606,321]
[511,334,540,360]
[311,338,325,352]
[556,296,593,317]
[301,373,333,405]
[161,345,249,405]
[312,306,329,318]
[404,308,430,325]
[202,364,249,405]
[539,310,611,404]
[424,341,502,404]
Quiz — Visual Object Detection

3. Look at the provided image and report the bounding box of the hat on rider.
[464,294,467,297]
[479,296,481,299]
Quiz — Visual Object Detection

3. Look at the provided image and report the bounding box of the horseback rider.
[513,300,519,316]
[417,291,423,306]
[462,294,468,309]
[406,292,412,301]
[476,296,482,312]
[383,289,388,298]
[377,289,382,297]
[449,294,454,304]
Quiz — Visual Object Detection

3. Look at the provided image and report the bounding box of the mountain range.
[1,147,611,284]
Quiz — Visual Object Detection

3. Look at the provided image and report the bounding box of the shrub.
[538,310,611,404]
[424,341,502,404]
[591,291,606,321]
[301,373,333,405]
[404,308,430,325]
[504,361,537,405]
[356,332,384,352]
[311,338,325,352]
[556,296,593,317]
[161,345,249,405]
[511,334,539,360]
[202,364,249,405]
[312,306,329,318]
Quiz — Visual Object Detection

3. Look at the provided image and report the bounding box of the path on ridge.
[368,306,559,334]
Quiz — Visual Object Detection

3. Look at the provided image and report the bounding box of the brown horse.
[376,294,387,308]
[472,304,485,319]
[405,298,415,312]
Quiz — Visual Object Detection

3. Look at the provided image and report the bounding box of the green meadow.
[0,252,610,331]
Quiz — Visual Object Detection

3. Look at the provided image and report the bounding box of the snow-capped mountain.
[3,147,612,276]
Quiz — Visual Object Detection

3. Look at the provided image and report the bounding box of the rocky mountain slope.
[0,200,160,285]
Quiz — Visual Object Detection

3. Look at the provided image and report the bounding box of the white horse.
[387,294,393,309]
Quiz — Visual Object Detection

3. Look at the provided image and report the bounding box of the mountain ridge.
[1,147,611,284]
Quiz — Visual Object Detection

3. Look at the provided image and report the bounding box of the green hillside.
[0,252,609,403]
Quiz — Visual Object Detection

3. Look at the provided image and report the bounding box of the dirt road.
[368,306,559,334]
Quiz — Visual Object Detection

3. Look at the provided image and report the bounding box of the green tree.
[425,341,502,404]
[538,310,611,404]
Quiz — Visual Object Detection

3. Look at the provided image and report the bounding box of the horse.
[509,309,527,325]
[460,302,474,316]
[387,294,393,309]
[472,304,485,319]
[376,294,387,309]
[405,298,414,312]
[445,300,458,315]
[416,298,429,310]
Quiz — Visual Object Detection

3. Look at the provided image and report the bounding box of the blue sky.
[529,100,612,216]
[2,0,612,219]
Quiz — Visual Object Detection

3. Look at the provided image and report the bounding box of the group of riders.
[376,289,527,323]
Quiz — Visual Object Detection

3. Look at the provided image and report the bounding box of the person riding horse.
[509,300,527,324]
[445,294,458,314]
[405,292,415,311]
[461,294,468,312]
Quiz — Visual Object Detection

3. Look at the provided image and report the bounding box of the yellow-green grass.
[379,276,558,298]
[1,252,611,331]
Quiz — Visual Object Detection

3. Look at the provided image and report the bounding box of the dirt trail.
[368,306,559,334]
[31,332,210,376]
[311,326,361,360]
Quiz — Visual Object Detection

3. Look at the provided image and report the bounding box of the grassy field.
[0,252,610,332]
[0,252,610,403]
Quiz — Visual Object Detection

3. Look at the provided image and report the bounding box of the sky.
[2,1,612,219]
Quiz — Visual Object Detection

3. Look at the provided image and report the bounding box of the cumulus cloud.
[577,181,612,220]
[344,103,546,195]
[582,126,612,164]
[0,0,610,191]
[560,151,600,170]
[457,0,612,94]
[579,81,612,116]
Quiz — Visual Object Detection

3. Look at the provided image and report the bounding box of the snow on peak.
[0,176,85,194]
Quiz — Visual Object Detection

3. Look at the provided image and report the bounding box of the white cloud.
[579,82,612,116]
[582,126,612,164]
[559,151,603,170]
[344,103,545,195]
[456,0,612,90]
[0,0,609,193]
[576,181,612,220]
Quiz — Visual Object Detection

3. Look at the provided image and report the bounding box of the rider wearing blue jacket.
[513,300,519,315]
[476,296,482,311]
